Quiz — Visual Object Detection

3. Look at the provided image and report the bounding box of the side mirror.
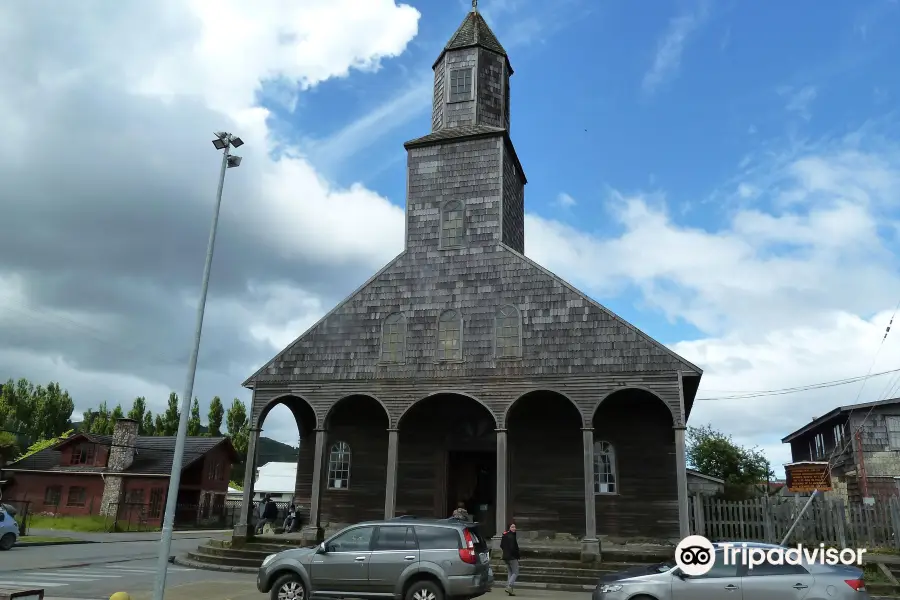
[316,542,327,554]
[0,512,5,522]
[673,569,688,580]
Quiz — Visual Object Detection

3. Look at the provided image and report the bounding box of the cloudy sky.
[3,0,900,477]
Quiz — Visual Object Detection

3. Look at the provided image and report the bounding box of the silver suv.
[257,517,493,600]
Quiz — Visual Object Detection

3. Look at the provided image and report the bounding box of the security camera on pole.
[152,132,243,600]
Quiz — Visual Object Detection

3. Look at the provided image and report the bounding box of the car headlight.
[261,553,276,567]
[599,584,623,593]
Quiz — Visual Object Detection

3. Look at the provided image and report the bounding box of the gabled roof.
[4,435,237,476]
[781,397,900,443]
[686,468,724,484]
[433,9,512,73]
[254,461,298,494]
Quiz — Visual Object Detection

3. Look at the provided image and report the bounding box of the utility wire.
[781,302,900,543]
[696,367,900,401]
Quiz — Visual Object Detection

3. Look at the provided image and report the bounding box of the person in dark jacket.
[256,494,278,534]
[499,523,520,596]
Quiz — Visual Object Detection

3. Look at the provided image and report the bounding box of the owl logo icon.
[675,535,716,576]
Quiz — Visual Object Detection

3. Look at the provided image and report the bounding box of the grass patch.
[18,535,82,544]
[27,515,159,533]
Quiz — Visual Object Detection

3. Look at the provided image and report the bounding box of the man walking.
[255,494,277,534]
[500,522,520,596]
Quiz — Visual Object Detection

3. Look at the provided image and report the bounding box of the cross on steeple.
[472,0,478,11]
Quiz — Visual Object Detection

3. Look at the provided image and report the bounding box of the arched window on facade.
[495,304,522,358]
[381,312,407,363]
[437,309,462,361]
[593,441,617,494]
[441,200,464,248]
[327,441,351,490]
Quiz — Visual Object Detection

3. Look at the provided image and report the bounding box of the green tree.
[226,398,249,456]
[141,410,154,436]
[687,424,774,498]
[188,397,202,436]
[18,429,73,460]
[30,382,75,440]
[162,392,180,436]
[109,403,125,432]
[207,396,224,437]
[0,431,19,466]
[154,414,165,436]
[90,401,111,435]
[128,397,147,431]
[81,409,96,433]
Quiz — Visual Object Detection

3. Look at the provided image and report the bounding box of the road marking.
[0,581,69,588]
[23,573,114,579]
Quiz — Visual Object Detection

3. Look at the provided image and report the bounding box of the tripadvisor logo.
[675,535,867,576]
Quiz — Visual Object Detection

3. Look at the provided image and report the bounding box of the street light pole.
[152,132,243,600]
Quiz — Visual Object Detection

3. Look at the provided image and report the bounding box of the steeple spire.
[471,0,478,11]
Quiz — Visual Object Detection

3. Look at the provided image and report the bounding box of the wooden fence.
[689,494,900,548]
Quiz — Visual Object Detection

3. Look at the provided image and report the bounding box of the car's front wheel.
[270,573,307,600]
[0,533,15,551]
[405,579,443,600]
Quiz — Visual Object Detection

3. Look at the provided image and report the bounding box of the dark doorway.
[446,451,496,538]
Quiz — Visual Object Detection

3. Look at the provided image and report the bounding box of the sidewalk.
[24,529,232,544]
[129,581,594,600]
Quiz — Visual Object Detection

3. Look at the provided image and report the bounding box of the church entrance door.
[446,450,496,539]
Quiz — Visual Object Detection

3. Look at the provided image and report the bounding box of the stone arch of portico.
[502,387,583,428]
[237,393,317,537]
[396,390,498,430]
[590,385,677,426]
[591,386,680,541]
[320,394,391,526]
[395,392,499,528]
[323,393,391,429]
[257,392,319,431]
[506,390,585,537]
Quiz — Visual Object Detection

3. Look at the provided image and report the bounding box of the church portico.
[236,3,702,557]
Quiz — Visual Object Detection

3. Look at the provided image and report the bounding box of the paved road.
[1,536,250,599]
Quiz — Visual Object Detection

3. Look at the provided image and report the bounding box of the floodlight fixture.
[230,136,244,148]
[227,155,242,168]
[212,137,227,150]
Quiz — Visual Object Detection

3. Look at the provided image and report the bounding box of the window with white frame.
[327,441,351,489]
[381,312,407,363]
[813,432,825,459]
[449,68,473,102]
[495,305,522,358]
[441,200,464,248]
[887,416,900,450]
[833,422,845,449]
[593,441,617,494]
[438,309,462,360]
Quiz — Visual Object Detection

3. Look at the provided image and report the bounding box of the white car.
[0,506,19,550]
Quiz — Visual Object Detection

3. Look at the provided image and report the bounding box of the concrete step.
[193,545,274,560]
[187,550,262,568]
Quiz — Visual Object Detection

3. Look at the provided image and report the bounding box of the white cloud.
[524,127,900,476]
[779,85,818,120]
[556,192,577,208]
[641,2,710,96]
[0,0,421,446]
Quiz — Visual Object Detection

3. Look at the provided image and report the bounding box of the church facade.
[234,6,703,557]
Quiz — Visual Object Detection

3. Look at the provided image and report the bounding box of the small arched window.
[437,309,463,361]
[327,441,351,490]
[593,441,617,494]
[495,305,522,358]
[381,312,407,363]
[441,200,464,248]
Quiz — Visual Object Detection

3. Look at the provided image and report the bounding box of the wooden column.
[581,427,600,561]
[675,426,690,540]
[301,428,327,543]
[384,428,399,519]
[676,371,690,540]
[233,426,261,539]
[492,428,507,550]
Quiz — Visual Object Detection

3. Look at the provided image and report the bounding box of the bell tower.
[403,3,526,255]
[431,0,512,133]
